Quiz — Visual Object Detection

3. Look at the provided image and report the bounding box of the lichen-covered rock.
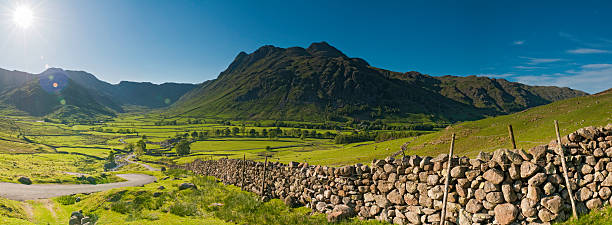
[178,183,197,190]
[466,199,483,213]
[483,169,504,184]
[17,176,32,185]
[327,204,355,222]
[387,189,403,205]
[521,198,537,217]
[494,203,518,225]
[586,198,602,210]
[577,187,593,201]
[486,192,504,204]
[541,195,562,214]
[520,161,539,178]
[538,208,557,222]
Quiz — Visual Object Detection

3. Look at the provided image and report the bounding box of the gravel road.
[0,173,157,201]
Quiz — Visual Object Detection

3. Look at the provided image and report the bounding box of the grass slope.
[556,205,612,225]
[1,169,385,225]
[403,89,612,157]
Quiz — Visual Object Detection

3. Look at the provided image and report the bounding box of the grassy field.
[0,154,122,184]
[401,90,612,157]
[0,91,609,224]
[556,205,612,225]
[0,169,385,225]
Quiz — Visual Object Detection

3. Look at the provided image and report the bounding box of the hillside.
[401,88,612,157]
[171,42,587,122]
[62,70,197,108]
[0,70,119,121]
[0,68,36,92]
[0,68,197,120]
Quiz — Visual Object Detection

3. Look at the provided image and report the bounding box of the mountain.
[0,70,118,121]
[170,42,587,122]
[0,68,36,92]
[58,69,198,108]
[0,68,197,120]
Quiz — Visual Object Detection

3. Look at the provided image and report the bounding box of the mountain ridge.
[171,42,587,122]
[0,68,197,120]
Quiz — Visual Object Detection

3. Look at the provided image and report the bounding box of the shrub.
[57,195,77,205]
[175,140,191,156]
[110,201,131,214]
[169,202,198,216]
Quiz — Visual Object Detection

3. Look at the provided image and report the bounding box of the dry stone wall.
[180,124,612,225]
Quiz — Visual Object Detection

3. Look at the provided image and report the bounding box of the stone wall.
[180,124,612,225]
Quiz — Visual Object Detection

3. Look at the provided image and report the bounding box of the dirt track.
[0,173,156,201]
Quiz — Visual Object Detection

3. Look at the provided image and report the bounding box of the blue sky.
[0,0,611,93]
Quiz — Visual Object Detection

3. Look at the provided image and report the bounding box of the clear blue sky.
[1,0,611,93]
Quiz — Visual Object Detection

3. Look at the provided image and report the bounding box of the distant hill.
[0,68,197,120]
[0,70,118,121]
[171,42,587,123]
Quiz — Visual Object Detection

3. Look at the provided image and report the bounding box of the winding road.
[0,174,156,201]
[0,153,159,201]
[124,153,161,171]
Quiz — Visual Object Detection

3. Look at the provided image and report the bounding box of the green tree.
[268,130,278,140]
[176,140,191,156]
[191,131,199,139]
[249,129,257,137]
[262,129,268,137]
[232,127,240,136]
[136,139,147,155]
[124,143,135,152]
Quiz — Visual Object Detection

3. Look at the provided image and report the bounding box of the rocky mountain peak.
[306,41,346,58]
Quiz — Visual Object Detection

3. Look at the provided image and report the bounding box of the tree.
[268,129,278,140]
[191,131,199,139]
[232,127,240,136]
[176,140,191,156]
[124,143,135,152]
[262,129,268,137]
[249,129,257,137]
[136,139,147,155]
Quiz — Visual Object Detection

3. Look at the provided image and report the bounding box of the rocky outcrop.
[181,124,612,224]
[17,176,32,185]
[68,210,93,225]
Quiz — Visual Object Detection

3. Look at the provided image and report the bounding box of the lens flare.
[13,5,33,29]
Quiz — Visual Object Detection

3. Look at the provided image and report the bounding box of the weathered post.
[440,133,455,225]
[508,124,517,149]
[554,120,578,219]
[241,154,246,191]
[261,155,268,197]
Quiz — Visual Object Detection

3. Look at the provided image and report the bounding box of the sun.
[13,5,33,29]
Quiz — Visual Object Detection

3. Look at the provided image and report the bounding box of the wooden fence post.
[555,120,578,219]
[508,125,517,149]
[440,133,455,225]
[261,155,268,197]
[241,154,246,191]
